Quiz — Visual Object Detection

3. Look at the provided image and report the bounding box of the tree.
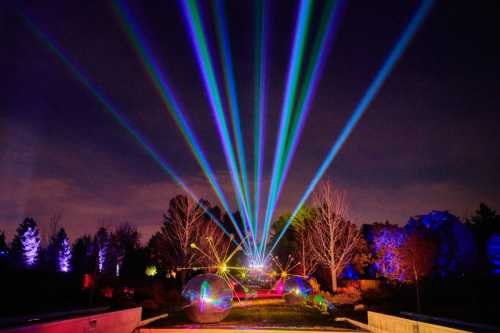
[94,227,110,274]
[0,231,8,267]
[270,212,297,265]
[407,211,476,276]
[11,217,41,268]
[0,230,8,256]
[193,218,232,268]
[308,182,360,291]
[109,223,140,277]
[370,222,405,280]
[396,225,437,313]
[294,207,318,277]
[271,207,317,276]
[47,228,72,272]
[467,203,500,237]
[467,203,500,273]
[349,236,374,278]
[72,235,95,274]
[152,195,208,285]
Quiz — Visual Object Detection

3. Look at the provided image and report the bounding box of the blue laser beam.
[260,0,313,256]
[213,0,253,230]
[112,0,250,252]
[253,0,268,255]
[20,12,241,249]
[180,0,257,254]
[273,0,344,214]
[268,0,435,256]
[259,0,343,258]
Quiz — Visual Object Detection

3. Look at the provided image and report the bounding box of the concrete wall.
[368,311,472,333]
[1,307,141,333]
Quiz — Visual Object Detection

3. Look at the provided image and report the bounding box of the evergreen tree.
[94,227,110,274]
[466,203,500,273]
[0,231,8,268]
[11,218,41,268]
[0,230,8,257]
[72,235,95,274]
[109,223,140,277]
[55,228,71,272]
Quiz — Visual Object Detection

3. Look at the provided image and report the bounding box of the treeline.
[273,204,500,285]
[0,219,143,279]
[0,194,235,284]
[1,197,499,288]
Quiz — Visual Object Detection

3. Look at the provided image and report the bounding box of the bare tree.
[194,219,232,268]
[308,181,360,291]
[294,208,317,277]
[49,213,62,238]
[160,195,208,285]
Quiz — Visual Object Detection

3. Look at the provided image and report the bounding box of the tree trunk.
[331,266,337,292]
[180,270,187,289]
[414,266,421,313]
[301,232,306,276]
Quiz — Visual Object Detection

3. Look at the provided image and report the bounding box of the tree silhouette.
[72,235,95,274]
[467,203,500,273]
[0,231,8,256]
[109,223,140,277]
[397,225,437,313]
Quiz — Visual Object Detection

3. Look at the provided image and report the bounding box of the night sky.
[2,0,499,242]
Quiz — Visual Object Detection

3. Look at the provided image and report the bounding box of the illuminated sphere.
[284,276,312,305]
[182,274,233,323]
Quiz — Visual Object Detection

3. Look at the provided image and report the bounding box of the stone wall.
[1,307,142,333]
[368,311,472,333]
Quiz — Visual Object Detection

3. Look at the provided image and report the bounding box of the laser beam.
[20,12,241,249]
[268,0,435,256]
[260,0,313,256]
[112,0,250,252]
[180,0,256,254]
[212,0,253,231]
[265,0,344,237]
[253,0,268,252]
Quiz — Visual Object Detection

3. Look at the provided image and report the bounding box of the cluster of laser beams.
[22,0,434,263]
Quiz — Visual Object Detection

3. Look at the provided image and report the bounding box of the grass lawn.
[147,303,362,330]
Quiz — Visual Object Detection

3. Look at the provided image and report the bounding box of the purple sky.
[2,0,499,243]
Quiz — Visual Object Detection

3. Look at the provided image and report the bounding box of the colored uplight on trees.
[58,238,72,273]
[23,226,40,267]
[487,234,500,275]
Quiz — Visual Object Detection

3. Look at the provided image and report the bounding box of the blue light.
[22,13,239,248]
[268,0,435,256]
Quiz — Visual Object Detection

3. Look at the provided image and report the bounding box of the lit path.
[139,304,367,332]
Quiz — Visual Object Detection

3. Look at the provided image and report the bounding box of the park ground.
[144,302,364,331]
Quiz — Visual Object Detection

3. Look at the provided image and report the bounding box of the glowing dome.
[182,274,233,323]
